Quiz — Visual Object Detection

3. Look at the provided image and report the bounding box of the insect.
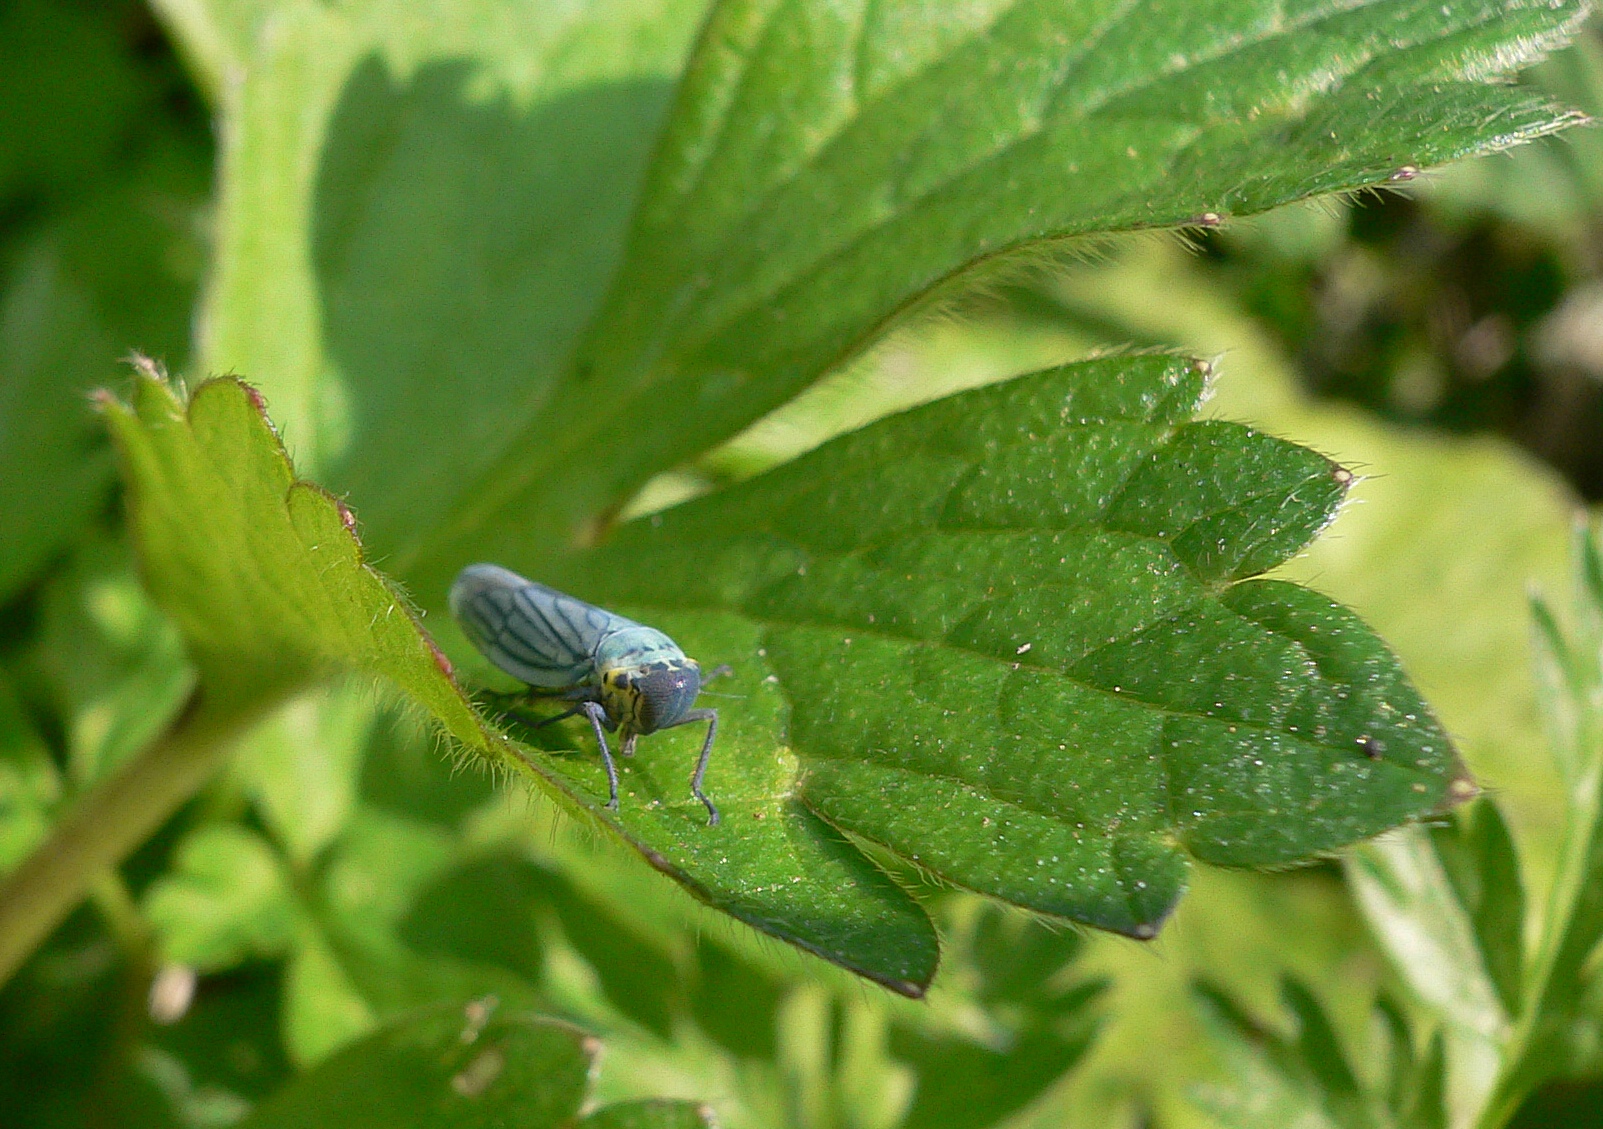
[450,563,723,825]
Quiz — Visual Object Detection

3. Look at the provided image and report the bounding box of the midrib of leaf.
[412,0,1576,580]
[734,603,1439,775]
[630,0,1557,353]
[648,0,1410,303]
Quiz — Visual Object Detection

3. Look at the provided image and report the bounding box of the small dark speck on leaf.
[1355,734,1384,760]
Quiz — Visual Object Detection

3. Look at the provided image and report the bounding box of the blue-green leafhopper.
[450,563,722,824]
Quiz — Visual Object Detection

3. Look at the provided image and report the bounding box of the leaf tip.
[123,350,169,385]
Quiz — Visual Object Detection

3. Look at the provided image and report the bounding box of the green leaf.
[142,823,297,971]
[0,79,208,603]
[117,0,1579,1002]
[238,1003,594,1129]
[402,854,682,1039]
[578,1100,715,1129]
[229,679,375,867]
[1431,801,1525,1017]
[891,975,1102,1129]
[0,674,61,872]
[184,0,708,553]
[1490,525,1603,1119]
[1344,828,1508,1085]
[99,366,483,730]
[424,0,1590,574]
[102,351,1466,993]
[552,355,1466,938]
[31,537,194,786]
[281,922,379,1066]
[1188,982,1343,1129]
[99,363,934,997]
[1279,977,1367,1129]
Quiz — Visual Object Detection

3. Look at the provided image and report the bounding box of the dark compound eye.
[632,664,700,733]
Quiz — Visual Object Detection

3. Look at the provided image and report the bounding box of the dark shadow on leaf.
[311,55,675,569]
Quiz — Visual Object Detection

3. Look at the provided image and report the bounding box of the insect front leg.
[621,732,638,758]
[579,700,621,811]
[668,708,720,826]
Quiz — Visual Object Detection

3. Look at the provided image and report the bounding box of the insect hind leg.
[579,700,621,811]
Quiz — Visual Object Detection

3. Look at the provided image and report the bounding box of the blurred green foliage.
[2,2,1602,1128]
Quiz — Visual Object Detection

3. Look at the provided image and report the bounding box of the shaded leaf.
[1188,982,1342,1129]
[1400,1031,1447,1129]
[1280,977,1366,1129]
[426,0,1589,575]
[32,538,193,786]
[689,939,783,1060]
[578,1100,716,1129]
[230,680,376,867]
[892,955,1104,1129]
[0,675,60,872]
[238,1003,593,1129]
[142,824,297,972]
[357,705,496,830]
[0,68,207,603]
[1430,801,1525,1017]
[187,0,708,557]
[403,854,682,1039]
[1491,527,1603,1116]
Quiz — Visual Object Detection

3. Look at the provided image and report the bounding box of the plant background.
[1,1,1601,1126]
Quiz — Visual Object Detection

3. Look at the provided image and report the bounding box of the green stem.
[0,693,258,988]
[90,870,152,961]
[1479,655,1603,1126]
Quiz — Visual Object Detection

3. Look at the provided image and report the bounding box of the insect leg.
[579,700,620,811]
[702,664,733,685]
[670,708,720,826]
[621,732,638,758]
[531,704,584,728]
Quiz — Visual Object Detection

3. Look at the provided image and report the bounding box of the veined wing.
[450,563,621,688]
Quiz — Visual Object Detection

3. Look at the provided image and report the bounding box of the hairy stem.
[0,693,259,987]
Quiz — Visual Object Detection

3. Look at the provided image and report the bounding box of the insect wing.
[450,564,616,688]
